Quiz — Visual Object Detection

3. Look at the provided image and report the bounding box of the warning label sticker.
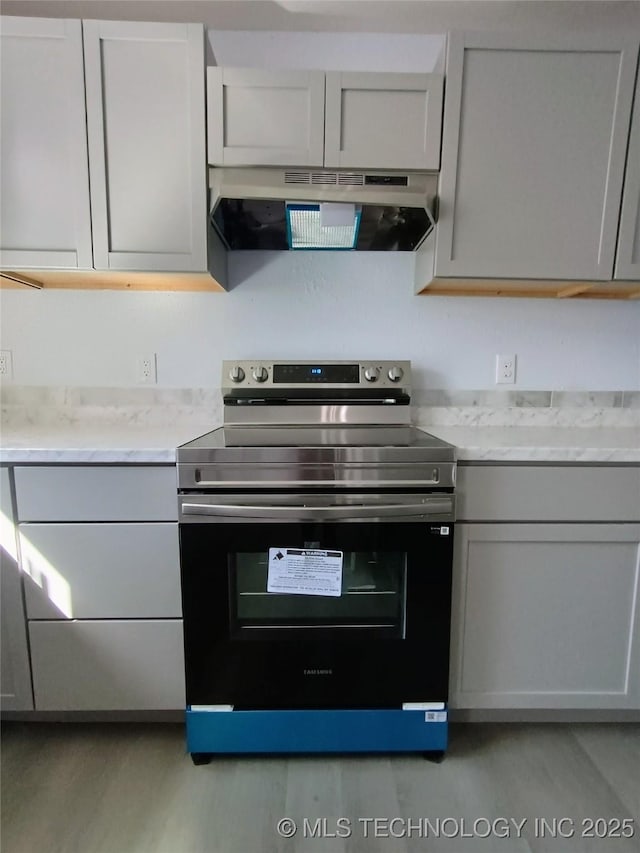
[267,548,343,597]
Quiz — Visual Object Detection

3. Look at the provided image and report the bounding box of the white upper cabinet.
[435,33,640,281]
[84,20,207,272]
[324,72,443,170]
[0,16,208,276]
[615,65,640,280]
[207,68,443,170]
[0,16,92,269]
[208,67,325,167]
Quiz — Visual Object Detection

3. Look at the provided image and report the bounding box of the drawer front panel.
[457,466,640,521]
[29,619,185,711]
[14,466,177,521]
[21,523,181,619]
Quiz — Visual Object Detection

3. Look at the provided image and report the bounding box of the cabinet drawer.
[457,466,640,522]
[29,619,185,710]
[21,523,181,619]
[14,466,177,521]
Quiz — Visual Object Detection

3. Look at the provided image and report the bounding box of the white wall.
[2,252,639,390]
[207,31,446,72]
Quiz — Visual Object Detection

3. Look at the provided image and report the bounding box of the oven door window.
[232,550,406,637]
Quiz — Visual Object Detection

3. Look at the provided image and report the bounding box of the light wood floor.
[1,722,639,853]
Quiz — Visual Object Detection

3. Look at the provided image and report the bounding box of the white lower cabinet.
[20,520,185,710]
[13,464,185,712]
[29,619,184,711]
[1,547,34,710]
[1,468,33,711]
[450,523,640,710]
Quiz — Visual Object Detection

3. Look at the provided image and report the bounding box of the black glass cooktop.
[179,425,453,451]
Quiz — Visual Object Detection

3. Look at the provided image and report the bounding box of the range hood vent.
[284,171,366,187]
[209,167,438,252]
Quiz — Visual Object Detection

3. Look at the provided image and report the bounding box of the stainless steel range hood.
[209,167,438,251]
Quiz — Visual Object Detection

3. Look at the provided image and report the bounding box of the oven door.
[179,492,454,710]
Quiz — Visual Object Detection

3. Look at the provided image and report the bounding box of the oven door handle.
[180,499,453,520]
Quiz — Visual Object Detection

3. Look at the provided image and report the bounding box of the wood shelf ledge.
[0,269,225,292]
[417,278,640,300]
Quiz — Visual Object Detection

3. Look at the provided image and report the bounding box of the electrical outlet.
[495,353,517,384]
[0,350,13,380]
[136,354,157,385]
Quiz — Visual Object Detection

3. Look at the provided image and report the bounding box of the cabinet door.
[0,468,33,711]
[324,72,443,170]
[83,20,207,272]
[436,33,639,280]
[207,67,325,167]
[0,16,92,270]
[450,524,640,710]
[29,619,185,710]
[615,66,640,280]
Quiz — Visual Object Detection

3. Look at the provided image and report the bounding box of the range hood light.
[285,203,362,250]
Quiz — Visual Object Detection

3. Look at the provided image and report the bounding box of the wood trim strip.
[0,272,44,289]
[0,270,224,291]
[556,284,597,298]
[417,277,640,299]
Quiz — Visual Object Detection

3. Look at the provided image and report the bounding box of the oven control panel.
[222,360,412,391]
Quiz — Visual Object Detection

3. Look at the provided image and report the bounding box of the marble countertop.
[424,425,640,463]
[1,421,638,464]
[0,423,213,464]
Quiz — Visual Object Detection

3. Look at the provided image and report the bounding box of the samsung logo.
[303,669,333,676]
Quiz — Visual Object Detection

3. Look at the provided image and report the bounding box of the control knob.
[364,366,380,383]
[387,366,404,383]
[252,366,268,383]
[229,366,245,383]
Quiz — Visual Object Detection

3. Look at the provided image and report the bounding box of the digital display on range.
[273,364,360,383]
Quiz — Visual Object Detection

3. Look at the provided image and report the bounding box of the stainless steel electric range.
[177,360,456,762]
